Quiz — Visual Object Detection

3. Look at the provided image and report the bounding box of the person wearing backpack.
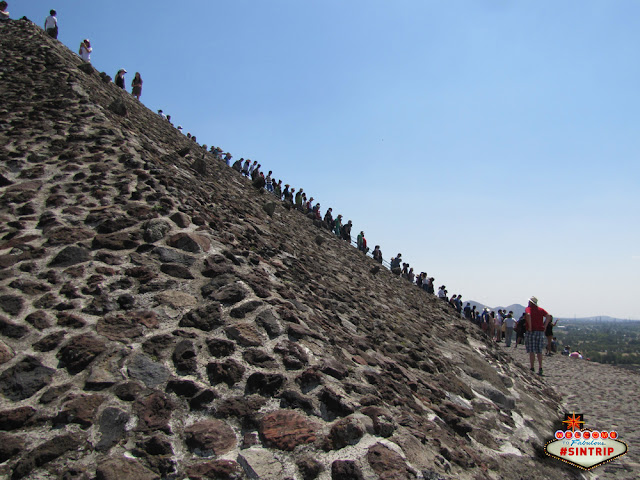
[372,245,383,263]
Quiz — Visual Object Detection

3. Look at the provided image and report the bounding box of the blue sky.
[11,1,640,318]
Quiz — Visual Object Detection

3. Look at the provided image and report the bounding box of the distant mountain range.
[465,301,637,322]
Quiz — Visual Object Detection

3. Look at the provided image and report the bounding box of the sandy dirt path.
[506,345,639,479]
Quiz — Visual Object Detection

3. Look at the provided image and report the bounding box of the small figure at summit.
[44,10,58,38]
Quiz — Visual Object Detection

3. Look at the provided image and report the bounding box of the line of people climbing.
[4,4,474,317]
[220,152,472,313]
[19,8,147,103]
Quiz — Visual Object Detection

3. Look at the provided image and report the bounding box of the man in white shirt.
[44,10,58,38]
[504,311,516,347]
[437,286,447,301]
[79,39,92,62]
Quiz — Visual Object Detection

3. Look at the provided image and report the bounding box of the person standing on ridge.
[545,314,558,356]
[342,220,352,242]
[265,171,274,192]
[44,10,58,38]
[241,159,250,176]
[372,245,382,263]
[251,163,261,180]
[357,231,368,254]
[515,312,526,347]
[504,311,516,347]
[295,189,303,210]
[333,215,343,237]
[131,72,143,100]
[463,302,472,320]
[79,39,92,62]
[248,160,258,178]
[0,2,10,21]
[525,296,552,376]
[323,208,333,229]
[390,254,402,270]
[115,69,126,89]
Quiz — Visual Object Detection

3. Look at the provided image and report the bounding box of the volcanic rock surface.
[0,18,585,480]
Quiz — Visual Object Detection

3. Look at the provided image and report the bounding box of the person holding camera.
[79,39,92,62]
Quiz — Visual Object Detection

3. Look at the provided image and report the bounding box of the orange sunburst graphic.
[563,412,585,432]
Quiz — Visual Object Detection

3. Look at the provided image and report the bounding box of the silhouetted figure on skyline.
[131,72,143,100]
[0,2,9,21]
[115,69,126,89]
[45,10,58,38]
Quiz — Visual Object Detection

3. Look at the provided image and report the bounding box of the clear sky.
[10,1,640,318]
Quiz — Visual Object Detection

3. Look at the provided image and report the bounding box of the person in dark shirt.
[324,208,334,229]
[515,313,526,348]
[372,245,382,263]
[115,69,126,89]
[0,2,10,21]
[131,72,143,100]
[341,220,352,242]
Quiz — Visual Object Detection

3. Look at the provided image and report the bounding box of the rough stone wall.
[0,19,582,480]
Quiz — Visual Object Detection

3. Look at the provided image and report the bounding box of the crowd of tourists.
[1,6,482,325]
[2,5,576,379]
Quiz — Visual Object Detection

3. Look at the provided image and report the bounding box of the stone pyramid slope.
[0,19,581,480]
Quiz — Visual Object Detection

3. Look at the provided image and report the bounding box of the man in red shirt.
[525,296,552,376]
